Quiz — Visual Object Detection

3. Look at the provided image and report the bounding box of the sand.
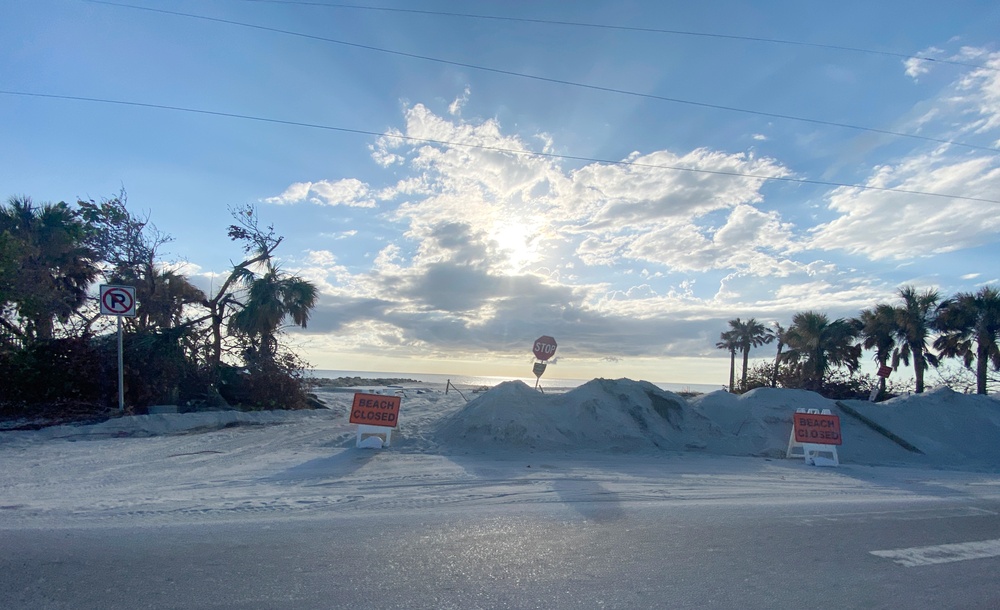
[1,378,998,529]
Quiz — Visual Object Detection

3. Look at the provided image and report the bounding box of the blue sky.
[3,0,1000,384]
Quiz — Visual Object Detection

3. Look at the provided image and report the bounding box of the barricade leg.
[356,424,393,448]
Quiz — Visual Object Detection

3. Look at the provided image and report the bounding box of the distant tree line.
[717,285,1000,399]
[0,191,319,418]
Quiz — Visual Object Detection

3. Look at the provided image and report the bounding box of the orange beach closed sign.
[792,412,842,445]
[349,393,401,428]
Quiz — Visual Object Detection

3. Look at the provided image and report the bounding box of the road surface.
[3,493,999,609]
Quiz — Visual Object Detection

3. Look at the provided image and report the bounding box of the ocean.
[309,369,721,395]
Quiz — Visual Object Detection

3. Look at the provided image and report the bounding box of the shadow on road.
[551,477,626,523]
[267,448,379,482]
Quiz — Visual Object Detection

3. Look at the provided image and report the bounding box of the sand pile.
[11,377,996,471]
[435,379,840,457]
[842,386,1000,469]
[434,379,1000,469]
[688,388,836,458]
[687,387,943,465]
[435,378,722,451]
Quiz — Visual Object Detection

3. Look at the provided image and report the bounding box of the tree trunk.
[728,349,736,392]
[740,348,750,391]
[914,347,925,393]
[977,341,989,395]
[771,345,783,388]
[35,316,53,342]
[209,308,223,371]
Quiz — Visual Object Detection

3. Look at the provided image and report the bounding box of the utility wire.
[85,0,1000,155]
[228,0,998,73]
[4,89,998,205]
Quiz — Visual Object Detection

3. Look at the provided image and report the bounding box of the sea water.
[309,369,720,395]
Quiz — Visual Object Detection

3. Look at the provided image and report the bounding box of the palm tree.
[893,286,940,393]
[769,322,786,388]
[0,196,98,341]
[729,317,773,391]
[108,267,206,333]
[228,264,318,367]
[716,329,739,392]
[934,286,1000,395]
[140,270,206,331]
[781,311,861,391]
[856,303,898,396]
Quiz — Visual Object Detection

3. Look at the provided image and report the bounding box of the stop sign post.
[531,336,557,391]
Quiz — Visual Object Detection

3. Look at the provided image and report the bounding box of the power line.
[85,0,1000,155]
[227,0,999,73]
[4,89,998,205]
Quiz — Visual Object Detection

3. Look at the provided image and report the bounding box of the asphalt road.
[3,495,999,609]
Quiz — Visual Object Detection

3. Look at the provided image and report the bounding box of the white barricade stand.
[787,408,839,466]
[356,424,392,448]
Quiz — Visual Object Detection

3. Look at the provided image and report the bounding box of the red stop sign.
[533,335,557,361]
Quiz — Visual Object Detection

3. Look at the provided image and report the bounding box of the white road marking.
[871,538,1000,567]
[795,506,997,524]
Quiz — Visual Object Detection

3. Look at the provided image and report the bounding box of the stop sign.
[532,335,557,361]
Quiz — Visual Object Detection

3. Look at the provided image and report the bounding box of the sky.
[3,0,1000,384]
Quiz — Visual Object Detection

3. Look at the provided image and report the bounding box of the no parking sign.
[100,285,137,317]
[100,285,136,413]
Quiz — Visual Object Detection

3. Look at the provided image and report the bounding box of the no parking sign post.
[100,285,136,413]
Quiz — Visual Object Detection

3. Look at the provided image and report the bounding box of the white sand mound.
[435,378,722,451]
[687,387,936,464]
[434,379,1000,468]
[841,387,1000,469]
[689,388,840,458]
[12,409,327,441]
[8,379,997,472]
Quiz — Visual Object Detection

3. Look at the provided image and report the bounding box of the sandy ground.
[1,379,999,529]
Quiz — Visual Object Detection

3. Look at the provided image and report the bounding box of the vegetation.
[727,317,773,392]
[934,287,1000,396]
[0,192,319,420]
[715,329,738,393]
[717,284,1000,399]
[768,322,786,388]
[893,286,940,394]
[0,196,99,342]
[780,311,860,392]
[857,303,897,398]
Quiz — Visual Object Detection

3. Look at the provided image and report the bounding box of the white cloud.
[315,106,836,312]
[265,179,377,207]
[284,250,351,295]
[277,104,920,361]
[162,260,202,277]
[309,179,377,208]
[565,148,790,229]
[800,47,1000,260]
[809,147,1000,259]
[448,86,471,116]
[604,284,657,301]
[577,201,798,275]
[373,243,403,272]
[264,182,311,205]
[955,51,1000,135]
[901,47,1000,143]
[904,46,945,80]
